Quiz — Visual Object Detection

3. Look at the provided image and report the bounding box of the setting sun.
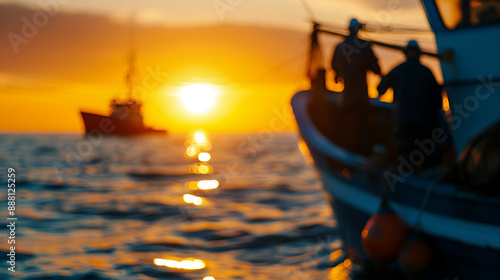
[178,83,218,114]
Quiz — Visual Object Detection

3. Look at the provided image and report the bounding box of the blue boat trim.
[322,173,500,250]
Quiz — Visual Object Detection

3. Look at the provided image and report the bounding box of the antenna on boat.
[125,12,137,101]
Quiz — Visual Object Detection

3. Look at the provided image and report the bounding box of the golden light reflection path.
[185,130,214,175]
[196,180,219,190]
[153,258,206,270]
[185,130,212,158]
[198,152,211,162]
[183,194,205,206]
[185,133,211,157]
[169,131,215,277]
[189,163,213,175]
[182,131,218,210]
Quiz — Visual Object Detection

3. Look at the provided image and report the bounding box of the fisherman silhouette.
[377,40,443,169]
[332,18,381,155]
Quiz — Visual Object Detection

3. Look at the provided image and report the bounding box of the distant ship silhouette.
[80,99,166,136]
[80,38,166,136]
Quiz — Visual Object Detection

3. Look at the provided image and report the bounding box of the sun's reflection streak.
[185,180,220,191]
[185,145,199,157]
[189,163,213,174]
[181,131,216,211]
[196,179,219,190]
[185,130,212,159]
[183,194,205,206]
[193,131,208,146]
[153,257,206,270]
[185,130,214,176]
[198,152,211,162]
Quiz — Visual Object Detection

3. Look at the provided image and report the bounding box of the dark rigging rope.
[306,24,323,81]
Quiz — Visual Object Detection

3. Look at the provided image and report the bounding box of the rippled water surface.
[0,132,352,280]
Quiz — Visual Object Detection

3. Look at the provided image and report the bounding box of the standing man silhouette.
[332,18,381,155]
[377,40,443,169]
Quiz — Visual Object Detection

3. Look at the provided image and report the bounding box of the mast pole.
[125,13,136,101]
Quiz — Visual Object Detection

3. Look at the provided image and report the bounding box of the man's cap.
[349,18,363,29]
[405,39,421,52]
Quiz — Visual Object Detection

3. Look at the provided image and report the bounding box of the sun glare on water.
[178,83,218,114]
[154,258,206,270]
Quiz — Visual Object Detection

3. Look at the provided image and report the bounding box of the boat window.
[435,0,500,29]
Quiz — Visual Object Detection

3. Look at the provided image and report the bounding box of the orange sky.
[0,1,440,133]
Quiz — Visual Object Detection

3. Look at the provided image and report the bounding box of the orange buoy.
[398,233,433,279]
[361,200,409,262]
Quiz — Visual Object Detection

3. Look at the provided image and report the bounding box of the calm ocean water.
[0,132,355,280]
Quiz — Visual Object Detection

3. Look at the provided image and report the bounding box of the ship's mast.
[125,13,136,101]
[125,50,135,100]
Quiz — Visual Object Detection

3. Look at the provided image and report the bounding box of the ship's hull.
[80,111,166,136]
[291,90,500,279]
